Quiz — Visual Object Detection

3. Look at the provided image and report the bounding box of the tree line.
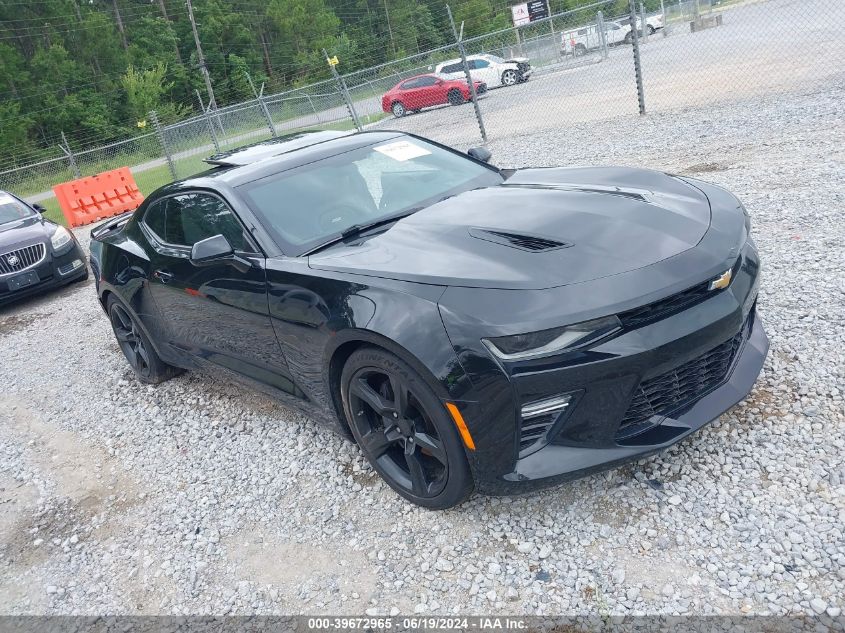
[0,0,635,162]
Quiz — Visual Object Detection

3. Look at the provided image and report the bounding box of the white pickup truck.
[561,13,664,56]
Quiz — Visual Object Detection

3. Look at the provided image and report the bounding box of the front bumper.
[439,229,766,494]
[500,307,768,490]
[0,241,87,306]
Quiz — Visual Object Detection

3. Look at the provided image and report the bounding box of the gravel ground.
[1,80,844,618]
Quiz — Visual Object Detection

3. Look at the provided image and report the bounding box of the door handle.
[153,269,173,283]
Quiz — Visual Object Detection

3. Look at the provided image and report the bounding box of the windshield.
[0,193,36,225]
[238,137,501,256]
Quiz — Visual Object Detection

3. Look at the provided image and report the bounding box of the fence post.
[597,11,609,59]
[446,4,488,143]
[324,49,362,132]
[640,2,648,43]
[245,72,277,138]
[660,0,666,34]
[196,89,221,153]
[60,131,81,179]
[149,110,177,181]
[300,89,320,123]
[628,0,646,115]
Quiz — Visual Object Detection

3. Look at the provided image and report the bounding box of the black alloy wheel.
[341,347,473,509]
[107,296,181,384]
[447,89,465,105]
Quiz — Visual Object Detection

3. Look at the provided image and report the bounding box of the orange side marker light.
[445,402,476,451]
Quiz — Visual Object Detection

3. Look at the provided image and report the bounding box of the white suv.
[435,54,532,88]
[561,14,665,55]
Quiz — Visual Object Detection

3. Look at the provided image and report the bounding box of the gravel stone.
[809,598,828,615]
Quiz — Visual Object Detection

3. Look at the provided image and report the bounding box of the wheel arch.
[323,327,474,438]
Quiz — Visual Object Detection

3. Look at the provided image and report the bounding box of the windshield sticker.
[374,140,431,162]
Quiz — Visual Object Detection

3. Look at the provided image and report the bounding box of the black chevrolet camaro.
[0,190,88,306]
[89,130,768,509]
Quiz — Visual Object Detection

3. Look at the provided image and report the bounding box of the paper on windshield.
[374,140,431,162]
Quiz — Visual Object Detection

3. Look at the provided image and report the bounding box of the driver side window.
[144,193,252,251]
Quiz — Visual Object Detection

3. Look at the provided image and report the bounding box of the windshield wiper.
[302,209,419,257]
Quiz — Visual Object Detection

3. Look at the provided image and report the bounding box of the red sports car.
[381,74,486,117]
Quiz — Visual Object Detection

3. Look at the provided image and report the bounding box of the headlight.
[51,225,72,250]
[482,314,622,361]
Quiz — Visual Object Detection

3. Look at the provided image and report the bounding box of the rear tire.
[574,43,587,57]
[391,101,406,117]
[624,31,633,44]
[341,346,474,509]
[107,295,181,385]
[447,89,465,106]
[647,24,656,35]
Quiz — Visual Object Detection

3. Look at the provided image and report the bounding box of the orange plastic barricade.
[52,167,144,228]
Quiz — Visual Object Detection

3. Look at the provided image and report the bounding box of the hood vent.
[469,228,571,252]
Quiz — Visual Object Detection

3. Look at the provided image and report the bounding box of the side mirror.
[191,234,233,263]
[468,147,492,163]
[190,234,253,273]
[32,203,46,213]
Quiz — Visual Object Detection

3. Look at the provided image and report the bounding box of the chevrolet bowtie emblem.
[709,268,733,291]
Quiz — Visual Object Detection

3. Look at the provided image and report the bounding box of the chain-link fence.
[2,0,842,219]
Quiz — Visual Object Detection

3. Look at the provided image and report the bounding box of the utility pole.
[186,0,218,111]
[446,5,487,142]
[383,0,396,55]
[112,0,128,51]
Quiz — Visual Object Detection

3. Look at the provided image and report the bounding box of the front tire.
[341,347,474,509]
[107,296,181,385]
[574,43,587,57]
[447,89,465,106]
[647,24,656,35]
[501,69,518,86]
[391,101,406,117]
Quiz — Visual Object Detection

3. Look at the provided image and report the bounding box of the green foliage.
[121,64,173,125]
[0,0,623,168]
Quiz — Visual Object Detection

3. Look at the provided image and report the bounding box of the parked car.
[561,14,664,55]
[562,20,628,55]
[0,191,88,306]
[89,130,767,509]
[435,54,532,88]
[381,74,486,117]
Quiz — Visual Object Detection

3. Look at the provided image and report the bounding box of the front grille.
[619,260,741,330]
[616,321,748,440]
[0,243,46,275]
[517,62,531,73]
[619,280,712,330]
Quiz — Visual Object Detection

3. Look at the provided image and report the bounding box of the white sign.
[374,140,432,162]
[511,3,530,26]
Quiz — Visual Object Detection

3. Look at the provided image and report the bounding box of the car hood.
[308,166,713,290]
[504,57,529,64]
[0,215,48,249]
